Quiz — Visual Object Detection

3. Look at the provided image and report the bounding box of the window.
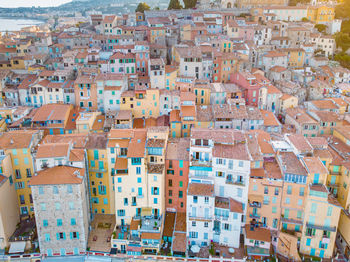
[299,187,304,196]
[238,161,243,167]
[272,206,277,214]
[55,202,61,210]
[53,186,59,194]
[69,202,75,210]
[40,203,46,211]
[204,197,209,203]
[310,203,317,214]
[67,185,73,193]
[45,233,51,242]
[57,219,63,226]
[57,232,66,240]
[327,206,333,216]
[70,232,79,239]
[275,188,279,195]
[43,220,48,227]
[287,185,292,194]
[71,218,76,225]
[179,191,183,198]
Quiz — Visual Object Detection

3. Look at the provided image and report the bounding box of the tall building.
[30,166,90,256]
[187,128,250,248]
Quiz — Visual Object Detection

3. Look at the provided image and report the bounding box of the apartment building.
[187,128,250,248]
[0,130,43,216]
[30,166,90,256]
[165,138,190,213]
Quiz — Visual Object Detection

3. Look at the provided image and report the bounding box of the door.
[330,176,336,185]
[310,248,316,256]
[47,249,53,257]
[313,173,319,184]
[60,248,66,256]
[219,186,224,197]
[320,250,324,258]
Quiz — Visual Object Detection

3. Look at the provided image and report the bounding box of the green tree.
[335,32,350,52]
[315,24,327,33]
[135,2,150,13]
[289,0,309,6]
[183,0,197,9]
[301,17,309,22]
[334,52,350,69]
[168,0,182,10]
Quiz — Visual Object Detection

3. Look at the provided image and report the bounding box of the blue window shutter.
[77,232,79,239]
[56,233,59,240]
[63,233,66,240]
[151,187,154,195]
[70,232,73,239]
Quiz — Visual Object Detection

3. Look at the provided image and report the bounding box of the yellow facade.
[194,87,211,105]
[283,49,305,68]
[338,211,350,259]
[10,57,26,70]
[180,24,191,42]
[338,164,350,210]
[170,121,181,138]
[149,28,165,44]
[300,185,341,258]
[87,146,114,214]
[76,112,101,133]
[7,147,35,215]
[165,67,178,90]
[307,6,335,24]
[121,89,159,118]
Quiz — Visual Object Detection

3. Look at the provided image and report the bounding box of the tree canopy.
[168,0,182,10]
[315,24,327,33]
[135,2,150,13]
[183,0,197,9]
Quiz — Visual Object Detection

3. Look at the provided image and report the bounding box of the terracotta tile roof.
[245,224,271,242]
[279,152,307,176]
[17,75,37,89]
[36,143,70,158]
[86,133,107,149]
[172,233,187,253]
[0,130,36,149]
[30,166,84,185]
[130,218,140,231]
[163,212,176,237]
[69,149,85,162]
[287,134,313,153]
[311,100,338,110]
[147,139,165,148]
[188,183,214,196]
[302,157,328,174]
[261,110,280,126]
[32,104,71,122]
[213,143,250,161]
[264,161,282,179]
[42,134,88,149]
[166,138,190,161]
[126,130,146,158]
[264,50,286,58]
[180,92,196,102]
[270,66,287,73]
[141,232,161,240]
[115,158,128,171]
[175,212,186,232]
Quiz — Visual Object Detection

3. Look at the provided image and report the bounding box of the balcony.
[249,202,261,208]
[306,223,336,232]
[327,182,339,187]
[191,159,212,167]
[213,227,221,234]
[226,179,245,186]
[215,215,229,221]
[249,213,261,219]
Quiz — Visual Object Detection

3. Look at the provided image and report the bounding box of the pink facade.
[231,72,261,107]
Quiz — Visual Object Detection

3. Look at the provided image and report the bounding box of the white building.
[186,129,250,249]
[30,166,90,256]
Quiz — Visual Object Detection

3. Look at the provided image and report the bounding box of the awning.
[141,207,152,216]
[9,241,26,254]
[249,194,264,202]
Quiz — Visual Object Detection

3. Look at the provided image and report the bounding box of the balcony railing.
[191,159,212,167]
[249,202,261,208]
[327,182,339,187]
[249,213,261,219]
[306,223,336,232]
[226,179,245,186]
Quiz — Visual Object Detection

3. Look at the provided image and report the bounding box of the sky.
[2,0,72,8]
